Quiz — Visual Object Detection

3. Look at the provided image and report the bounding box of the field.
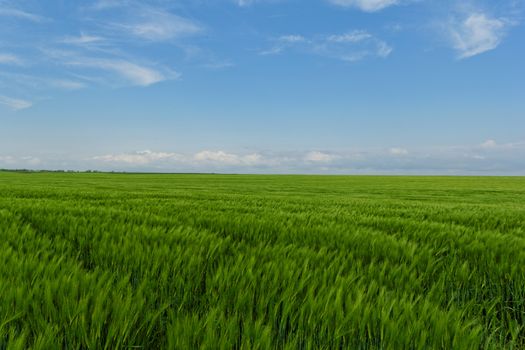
[0,172,524,349]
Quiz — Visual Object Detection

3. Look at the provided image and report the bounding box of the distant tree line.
[0,169,104,173]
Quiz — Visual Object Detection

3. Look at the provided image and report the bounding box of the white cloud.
[238,0,402,10]
[42,45,179,88]
[8,141,525,174]
[0,155,41,166]
[50,80,86,90]
[91,0,129,10]
[194,150,241,164]
[92,150,266,167]
[20,156,41,165]
[260,47,285,56]
[202,61,235,70]
[194,150,264,166]
[262,30,392,62]
[88,1,203,41]
[93,149,333,169]
[389,147,409,155]
[66,58,178,86]
[235,0,283,7]
[243,153,263,164]
[61,34,105,45]
[260,35,307,55]
[1,2,201,97]
[0,95,32,111]
[305,151,337,162]
[376,41,393,57]
[0,53,23,65]
[449,13,508,59]
[327,0,400,12]
[279,35,307,43]
[236,0,253,6]
[0,7,46,22]
[93,150,180,164]
[111,8,203,42]
[480,139,497,149]
[0,71,87,91]
[328,31,373,43]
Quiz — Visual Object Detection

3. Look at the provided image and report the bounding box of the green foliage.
[0,172,524,349]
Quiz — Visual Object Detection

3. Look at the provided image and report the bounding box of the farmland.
[0,172,524,349]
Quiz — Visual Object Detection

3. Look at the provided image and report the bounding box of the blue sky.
[0,0,524,174]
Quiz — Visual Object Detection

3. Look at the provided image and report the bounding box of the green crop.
[0,172,524,349]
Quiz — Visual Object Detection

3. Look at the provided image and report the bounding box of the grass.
[0,171,524,349]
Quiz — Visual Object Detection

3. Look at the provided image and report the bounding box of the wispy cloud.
[327,0,401,12]
[0,71,86,91]
[93,150,181,165]
[201,60,235,70]
[94,4,203,42]
[0,1,215,103]
[236,0,406,10]
[260,35,307,55]
[279,35,306,43]
[41,48,179,87]
[82,141,525,174]
[92,150,267,167]
[92,150,265,167]
[4,140,525,174]
[235,0,284,7]
[304,151,338,163]
[449,12,510,59]
[91,0,130,11]
[327,31,373,43]
[194,151,263,166]
[480,139,497,149]
[0,155,41,166]
[0,7,46,22]
[261,30,392,62]
[0,53,23,65]
[389,147,409,156]
[65,57,178,86]
[50,79,86,90]
[0,95,32,111]
[61,34,105,45]
[124,11,202,41]
[236,0,255,6]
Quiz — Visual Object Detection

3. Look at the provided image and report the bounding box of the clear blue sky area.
[1,0,524,174]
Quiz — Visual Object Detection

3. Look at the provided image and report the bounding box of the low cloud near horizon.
[2,140,524,175]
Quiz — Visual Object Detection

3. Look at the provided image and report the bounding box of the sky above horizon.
[1,0,524,174]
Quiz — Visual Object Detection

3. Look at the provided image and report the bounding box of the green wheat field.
[1,171,524,349]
